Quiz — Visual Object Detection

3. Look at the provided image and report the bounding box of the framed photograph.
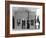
[5,1,45,37]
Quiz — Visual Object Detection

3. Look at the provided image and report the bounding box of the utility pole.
[25,10,30,29]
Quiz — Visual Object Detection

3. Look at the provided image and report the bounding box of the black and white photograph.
[12,7,40,30]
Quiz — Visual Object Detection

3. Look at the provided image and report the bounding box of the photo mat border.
[10,4,42,34]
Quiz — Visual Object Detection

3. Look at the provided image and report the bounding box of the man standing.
[22,19,25,29]
[27,20,30,29]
